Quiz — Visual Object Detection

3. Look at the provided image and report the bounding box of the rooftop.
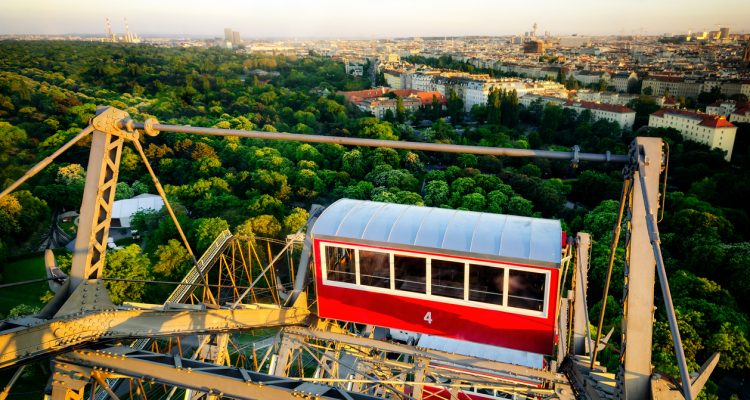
[651,108,736,128]
[311,199,563,268]
[565,100,634,113]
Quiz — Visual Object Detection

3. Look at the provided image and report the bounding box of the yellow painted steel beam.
[0,296,309,370]
[56,346,381,400]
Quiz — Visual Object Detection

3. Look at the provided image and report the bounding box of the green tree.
[191,217,229,253]
[424,180,449,207]
[507,196,534,216]
[248,214,282,237]
[283,207,309,233]
[103,244,152,304]
[8,304,40,318]
[446,88,464,123]
[396,96,406,123]
[153,239,192,279]
[461,193,486,211]
[487,88,502,125]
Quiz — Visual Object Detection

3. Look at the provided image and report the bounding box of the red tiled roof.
[651,108,736,128]
[338,88,446,106]
[337,88,389,102]
[409,91,447,105]
[565,100,634,113]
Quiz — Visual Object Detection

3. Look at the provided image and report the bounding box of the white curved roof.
[311,199,562,267]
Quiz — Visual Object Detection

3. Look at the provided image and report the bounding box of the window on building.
[431,259,464,299]
[469,264,504,305]
[325,246,356,284]
[359,250,390,288]
[507,270,546,311]
[394,255,426,294]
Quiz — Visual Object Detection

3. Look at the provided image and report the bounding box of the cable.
[590,177,632,370]
[0,277,60,289]
[0,126,93,200]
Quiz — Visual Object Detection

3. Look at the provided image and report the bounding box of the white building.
[111,193,165,229]
[564,101,636,130]
[411,73,436,92]
[384,70,403,89]
[610,72,639,93]
[519,94,567,108]
[706,100,740,117]
[575,91,640,106]
[570,71,611,86]
[463,79,566,112]
[730,107,750,124]
[649,109,738,161]
[358,97,422,119]
[641,76,703,98]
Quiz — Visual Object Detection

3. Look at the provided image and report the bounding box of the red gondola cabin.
[311,199,564,358]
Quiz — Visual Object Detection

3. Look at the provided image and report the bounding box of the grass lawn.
[0,253,48,317]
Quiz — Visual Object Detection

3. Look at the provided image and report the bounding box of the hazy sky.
[1,0,748,38]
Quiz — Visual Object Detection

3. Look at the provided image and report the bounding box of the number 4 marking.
[423,312,433,324]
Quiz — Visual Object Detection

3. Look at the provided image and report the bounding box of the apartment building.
[641,76,704,98]
[570,70,611,86]
[359,97,422,119]
[610,72,639,93]
[565,100,636,129]
[706,100,741,116]
[730,107,750,124]
[384,70,404,89]
[649,109,738,160]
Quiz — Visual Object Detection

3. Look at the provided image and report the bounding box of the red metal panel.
[313,239,560,355]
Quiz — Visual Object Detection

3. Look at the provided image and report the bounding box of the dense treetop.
[0,42,749,395]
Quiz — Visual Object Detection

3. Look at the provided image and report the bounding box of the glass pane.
[394,255,426,294]
[358,250,391,288]
[507,270,546,311]
[468,264,504,305]
[431,259,464,299]
[325,246,355,283]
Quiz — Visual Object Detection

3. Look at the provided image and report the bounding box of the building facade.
[649,109,738,160]
[565,101,636,129]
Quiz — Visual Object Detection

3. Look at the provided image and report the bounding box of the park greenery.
[0,42,749,396]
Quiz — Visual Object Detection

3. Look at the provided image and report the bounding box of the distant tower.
[719,27,730,40]
[104,17,115,42]
[224,28,233,43]
[532,22,538,38]
[123,17,132,43]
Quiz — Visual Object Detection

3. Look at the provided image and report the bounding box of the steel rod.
[144,123,629,163]
[575,238,594,356]
[0,365,25,400]
[590,177,632,369]
[0,126,93,200]
[231,225,305,308]
[637,155,692,400]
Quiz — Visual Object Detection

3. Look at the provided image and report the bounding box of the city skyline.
[1,0,749,38]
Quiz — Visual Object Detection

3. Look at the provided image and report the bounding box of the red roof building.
[649,109,738,160]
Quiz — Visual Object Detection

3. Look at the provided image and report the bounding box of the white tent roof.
[111,193,164,221]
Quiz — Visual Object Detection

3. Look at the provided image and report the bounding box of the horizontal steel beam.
[144,123,629,163]
[57,346,381,400]
[0,301,309,370]
[283,326,570,385]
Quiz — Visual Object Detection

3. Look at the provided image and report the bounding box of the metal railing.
[168,229,233,303]
[96,229,234,400]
